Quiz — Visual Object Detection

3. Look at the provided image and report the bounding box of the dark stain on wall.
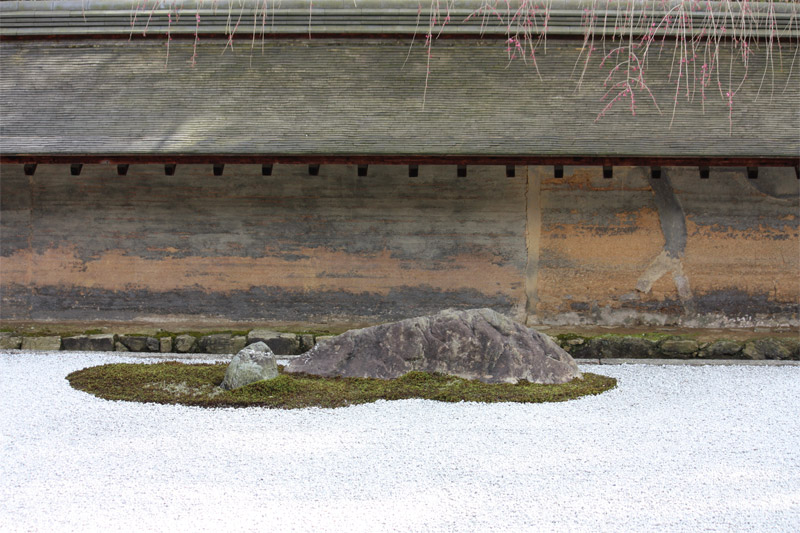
[2,164,798,327]
[1,283,514,323]
[650,173,687,258]
[681,167,800,234]
[693,289,799,317]
[1,164,526,266]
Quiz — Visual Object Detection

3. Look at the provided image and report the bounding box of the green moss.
[169,330,250,339]
[292,328,348,337]
[555,333,585,342]
[66,363,617,409]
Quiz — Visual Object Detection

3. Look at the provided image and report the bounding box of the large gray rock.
[221,342,278,390]
[247,329,301,355]
[287,308,581,384]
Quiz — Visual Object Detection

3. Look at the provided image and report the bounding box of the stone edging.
[1,329,798,361]
[0,329,328,356]
[574,358,800,366]
[555,334,799,361]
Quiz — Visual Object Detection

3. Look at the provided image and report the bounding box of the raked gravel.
[1,350,799,532]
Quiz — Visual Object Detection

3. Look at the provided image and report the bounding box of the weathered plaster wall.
[0,164,527,326]
[1,164,797,328]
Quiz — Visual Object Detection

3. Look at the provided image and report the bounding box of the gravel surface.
[1,351,799,532]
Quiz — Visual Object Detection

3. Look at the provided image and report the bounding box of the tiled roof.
[1,37,797,159]
[1,1,798,38]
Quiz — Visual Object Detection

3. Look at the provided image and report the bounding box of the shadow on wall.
[629,167,799,325]
[631,170,694,314]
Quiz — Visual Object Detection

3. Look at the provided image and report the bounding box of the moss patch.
[67,362,616,409]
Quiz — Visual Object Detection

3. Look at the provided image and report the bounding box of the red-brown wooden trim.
[2,154,798,167]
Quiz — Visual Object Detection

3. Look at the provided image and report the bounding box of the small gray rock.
[21,336,61,351]
[0,334,23,350]
[247,329,300,355]
[659,338,699,357]
[221,342,278,390]
[62,334,115,351]
[743,339,791,360]
[159,337,173,353]
[174,335,197,353]
[115,341,129,352]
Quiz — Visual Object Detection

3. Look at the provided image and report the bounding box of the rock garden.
[65,309,616,408]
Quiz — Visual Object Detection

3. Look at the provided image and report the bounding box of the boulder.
[21,336,62,351]
[221,342,278,390]
[62,334,115,351]
[174,335,197,353]
[247,329,300,355]
[287,308,581,384]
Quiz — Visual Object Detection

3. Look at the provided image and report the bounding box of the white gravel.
[1,351,799,532]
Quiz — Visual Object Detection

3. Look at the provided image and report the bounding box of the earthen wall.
[1,164,797,328]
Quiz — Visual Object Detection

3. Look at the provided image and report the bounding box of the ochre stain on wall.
[527,166,799,325]
[0,246,522,297]
[535,206,665,316]
[1,164,797,327]
[683,220,800,303]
